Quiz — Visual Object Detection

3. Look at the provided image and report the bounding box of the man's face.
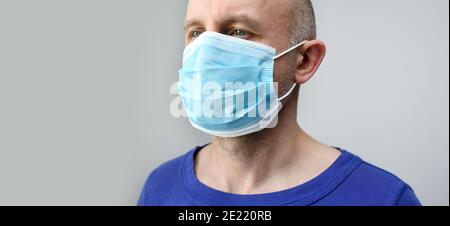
[184,0,298,90]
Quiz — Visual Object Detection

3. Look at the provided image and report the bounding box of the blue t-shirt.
[138,146,421,206]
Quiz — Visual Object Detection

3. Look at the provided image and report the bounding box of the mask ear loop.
[272,40,309,101]
[273,40,309,60]
[278,83,297,102]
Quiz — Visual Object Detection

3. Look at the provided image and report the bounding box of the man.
[138,0,421,206]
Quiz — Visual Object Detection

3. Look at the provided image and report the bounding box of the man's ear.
[294,40,326,84]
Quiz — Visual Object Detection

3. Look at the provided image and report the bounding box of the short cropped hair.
[289,0,317,45]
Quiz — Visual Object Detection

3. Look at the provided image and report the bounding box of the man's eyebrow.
[184,19,204,30]
[221,15,261,29]
[184,14,262,31]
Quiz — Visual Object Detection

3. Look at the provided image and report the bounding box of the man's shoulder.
[138,147,198,206]
[337,152,421,205]
[354,160,411,189]
[146,148,196,184]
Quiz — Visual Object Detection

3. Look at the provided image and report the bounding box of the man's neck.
[195,93,341,195]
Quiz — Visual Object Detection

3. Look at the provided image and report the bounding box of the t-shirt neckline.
[181,145,362,206]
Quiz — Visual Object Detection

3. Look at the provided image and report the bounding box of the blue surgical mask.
[178,31,307,138]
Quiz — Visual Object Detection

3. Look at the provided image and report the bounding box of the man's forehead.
[185,0,292,23]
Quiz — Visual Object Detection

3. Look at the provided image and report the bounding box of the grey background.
[0,0,448,206]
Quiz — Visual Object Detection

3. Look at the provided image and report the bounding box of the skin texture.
[185,0,341,195]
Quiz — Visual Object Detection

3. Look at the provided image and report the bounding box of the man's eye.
[190,31,203,39]
[229,29,250,39]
